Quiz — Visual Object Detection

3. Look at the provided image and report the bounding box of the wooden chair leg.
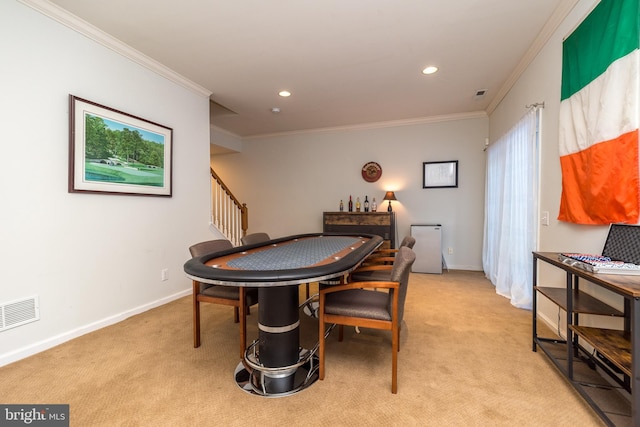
[193,281,201,348]
[319,296,326,380]
[338,324,344,342]
[306,283,310,299]
[392,324,398,394]
[233,307,239,323]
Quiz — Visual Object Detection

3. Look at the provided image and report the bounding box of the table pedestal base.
[234,349,319,397]
[235,285,319,397]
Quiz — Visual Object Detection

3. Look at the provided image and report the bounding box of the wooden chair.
[240,232,271,245]
[364,235,416,263]
[318,246,416,393]
[189,239,258,358]
[350,235,416,282]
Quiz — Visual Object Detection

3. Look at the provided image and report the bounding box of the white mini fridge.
[410,224,442,274]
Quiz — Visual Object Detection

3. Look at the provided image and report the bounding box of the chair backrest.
[399,235,416,249]
[241,232,271,245]
[388,246,416,323]
[189,239,233,258]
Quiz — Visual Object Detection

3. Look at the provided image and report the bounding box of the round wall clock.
[361,161,382,182]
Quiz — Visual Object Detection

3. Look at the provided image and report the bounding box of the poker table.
[183,233,382,397]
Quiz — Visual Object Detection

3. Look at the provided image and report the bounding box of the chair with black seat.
[350,235,416,283]
[189,239,258,358]
[318,246,416,393]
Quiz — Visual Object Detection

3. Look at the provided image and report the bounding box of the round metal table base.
[234,350,319,397]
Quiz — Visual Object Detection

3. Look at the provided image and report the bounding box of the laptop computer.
[558,224,640,275]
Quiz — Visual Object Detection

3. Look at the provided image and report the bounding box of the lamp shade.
[383,191,397,201]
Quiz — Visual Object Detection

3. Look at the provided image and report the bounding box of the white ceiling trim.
[19,0,212,98]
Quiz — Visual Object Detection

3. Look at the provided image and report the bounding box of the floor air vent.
[0,296,39,331]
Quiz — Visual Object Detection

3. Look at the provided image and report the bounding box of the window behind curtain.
[483,107,540,309]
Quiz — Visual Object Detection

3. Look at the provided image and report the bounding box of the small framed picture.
[423,160,458,188]
[69,95,173,196]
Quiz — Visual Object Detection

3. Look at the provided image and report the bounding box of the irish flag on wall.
[558,0,640,225]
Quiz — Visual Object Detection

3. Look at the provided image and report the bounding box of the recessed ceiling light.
[278,90,291,97]
[422,66,439,75]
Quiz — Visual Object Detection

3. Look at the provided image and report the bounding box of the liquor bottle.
[371,197,377,212]
[356,197,361,212]
[339,200,344,211]
[348,195,353,212]
[364,196,370,212]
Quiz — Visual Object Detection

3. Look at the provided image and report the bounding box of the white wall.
[212,115,488,270]
[490,0,606,253]
[0,1,217,365]
[210,125,243,153]
[489,0,628,330]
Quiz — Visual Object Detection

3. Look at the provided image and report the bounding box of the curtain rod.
[485,102,544,152]
[525,102,545,110]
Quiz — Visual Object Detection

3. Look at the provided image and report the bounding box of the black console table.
[533,251,640,426]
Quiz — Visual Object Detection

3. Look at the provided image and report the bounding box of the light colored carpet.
[0,271,604,426]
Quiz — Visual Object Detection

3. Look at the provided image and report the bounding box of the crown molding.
[19,0,212,98]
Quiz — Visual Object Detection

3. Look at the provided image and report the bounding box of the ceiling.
[46,0,576,138]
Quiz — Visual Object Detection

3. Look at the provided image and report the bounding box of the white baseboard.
[0,288,191,367]
[443,264,484,271]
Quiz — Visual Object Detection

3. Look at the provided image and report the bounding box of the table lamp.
[383,191,397,212]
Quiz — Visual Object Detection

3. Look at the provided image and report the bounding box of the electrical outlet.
[448,247,453,255]
[161,268,168,281]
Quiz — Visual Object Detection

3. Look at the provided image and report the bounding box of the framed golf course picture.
[69,95,173,196]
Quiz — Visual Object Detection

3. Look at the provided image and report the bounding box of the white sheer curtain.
[483,107,540,309]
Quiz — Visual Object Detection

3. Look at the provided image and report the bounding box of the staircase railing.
[210,167,248,246]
